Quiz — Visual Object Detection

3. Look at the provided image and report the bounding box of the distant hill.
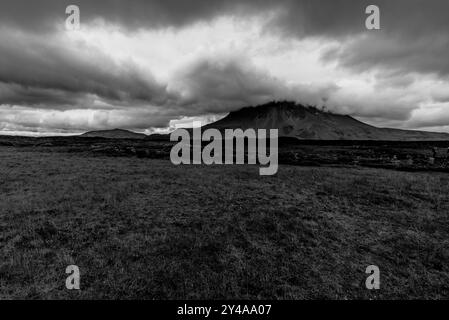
[203,101,449,141]
[80,129,147,139]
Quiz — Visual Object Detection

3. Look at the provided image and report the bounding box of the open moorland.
[0,139,448,299]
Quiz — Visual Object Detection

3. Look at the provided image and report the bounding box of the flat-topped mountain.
[80,102,449,141]
[80,128,147,139]
[204,101,449,141]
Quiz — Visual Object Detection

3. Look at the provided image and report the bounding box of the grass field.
[0,147,448,299]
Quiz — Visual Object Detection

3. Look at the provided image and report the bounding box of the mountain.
[203,101,449,141]
[81,129,147,139]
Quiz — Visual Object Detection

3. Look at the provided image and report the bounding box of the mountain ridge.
[203,101,449,141]
[80,128,147,139]
[80,101,449,141]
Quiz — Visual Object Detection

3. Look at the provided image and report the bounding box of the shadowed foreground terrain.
[0,147,448,299]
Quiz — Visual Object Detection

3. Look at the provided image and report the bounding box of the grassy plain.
[0,147,448,299]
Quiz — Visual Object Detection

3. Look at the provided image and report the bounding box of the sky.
[1,0,449,135]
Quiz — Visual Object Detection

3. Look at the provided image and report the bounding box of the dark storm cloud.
[0,0,274,32]
[0,29,167,107]
[0,82,87,107]
[170,55,339,114]
[322,33,449,78]
[2,0,448,36]
[2,0,448,77]
[307,0,449,78]
[170,57,291,111]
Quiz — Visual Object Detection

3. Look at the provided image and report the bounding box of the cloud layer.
[1,0,449,134]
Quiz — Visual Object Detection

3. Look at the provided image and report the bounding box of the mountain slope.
[204,101,449,141]
[81,129,147,139]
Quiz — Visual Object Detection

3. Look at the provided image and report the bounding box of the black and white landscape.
[0,0,448,300]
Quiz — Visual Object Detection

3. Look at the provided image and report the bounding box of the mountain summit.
[204,101,449,141]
